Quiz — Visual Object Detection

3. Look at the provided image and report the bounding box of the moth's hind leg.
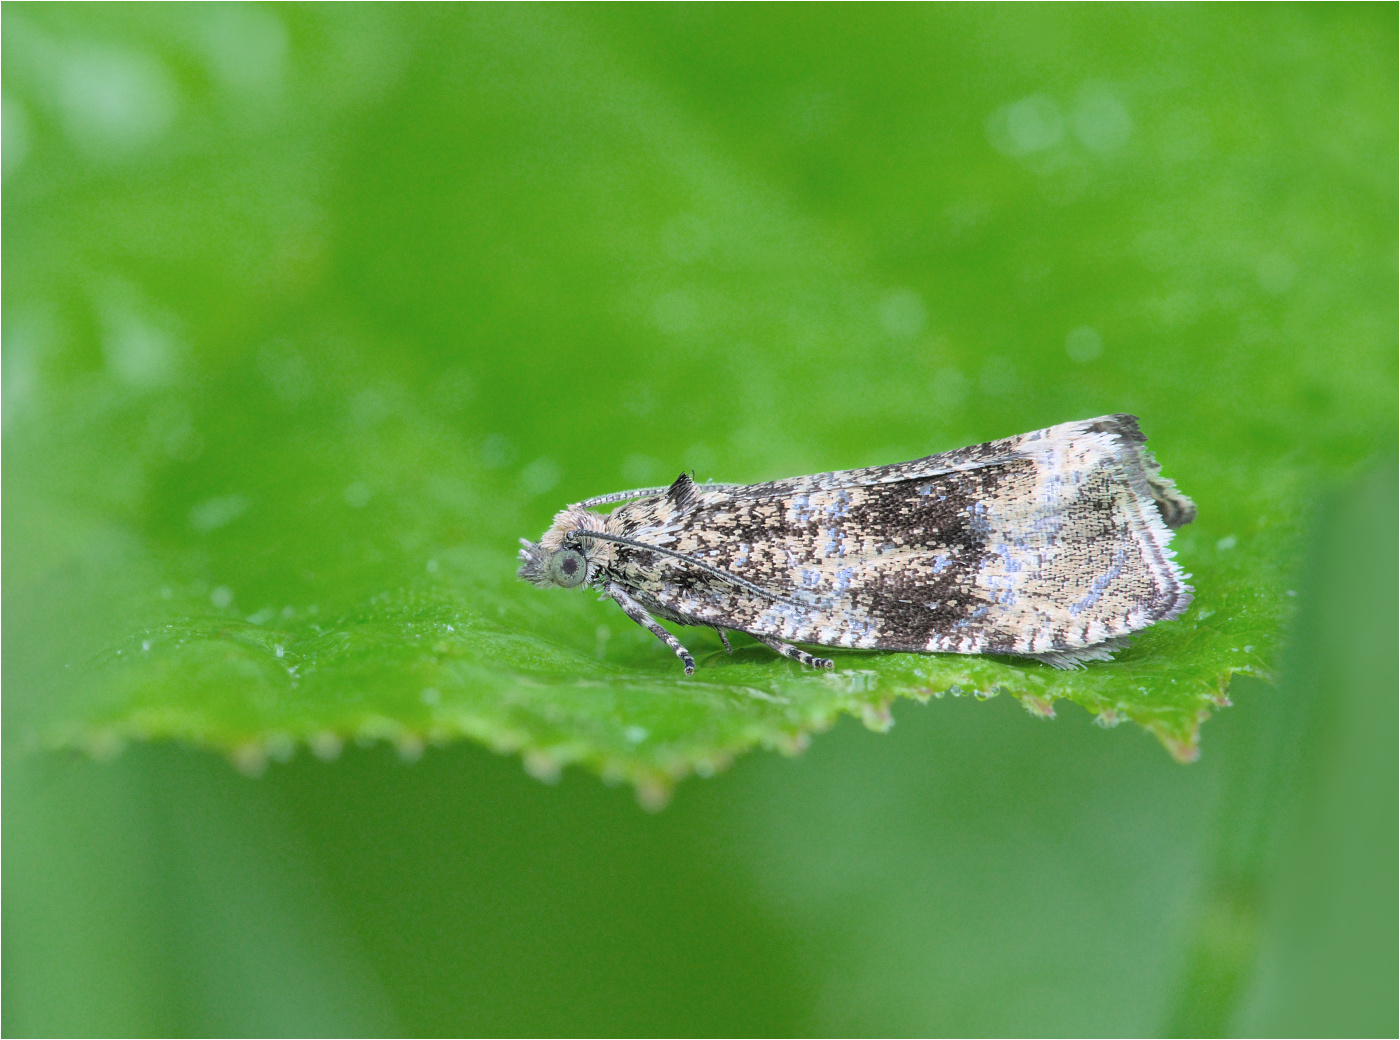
[754,634,834,671]
[716,629,733,654]
[606,582,695,675]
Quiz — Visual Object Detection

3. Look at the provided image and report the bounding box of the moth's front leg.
[606,582,695,675]
[754,634,834,671]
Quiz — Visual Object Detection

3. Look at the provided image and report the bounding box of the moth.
[518,414,1195,672]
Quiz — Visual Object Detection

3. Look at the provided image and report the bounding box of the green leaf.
[5,5,1393,803]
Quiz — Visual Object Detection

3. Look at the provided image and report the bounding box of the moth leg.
[754,635,833,671]
[717,629,733,654]
[606,582,695,675]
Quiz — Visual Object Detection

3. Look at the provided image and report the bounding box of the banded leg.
[755,634,833,670]
[717,629,733,654]
[606,583,695,675]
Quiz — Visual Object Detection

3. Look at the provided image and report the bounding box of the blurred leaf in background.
[3,3,1395,1036]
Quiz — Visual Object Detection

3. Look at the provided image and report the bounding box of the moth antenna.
[575,482,743,509]
[574,486,673,508]
[569,529,796,606]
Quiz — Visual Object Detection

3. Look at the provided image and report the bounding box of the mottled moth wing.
[603,414,1193,665]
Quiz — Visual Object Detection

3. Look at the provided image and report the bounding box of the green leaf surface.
[5,5,1394,802]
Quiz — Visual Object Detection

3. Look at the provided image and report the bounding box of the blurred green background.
[4,3,1395,1036]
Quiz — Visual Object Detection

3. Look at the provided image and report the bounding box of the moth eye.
[549,548,588,588]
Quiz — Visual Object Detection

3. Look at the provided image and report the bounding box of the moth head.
[516,538,590,589]
[519,504,604,590]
